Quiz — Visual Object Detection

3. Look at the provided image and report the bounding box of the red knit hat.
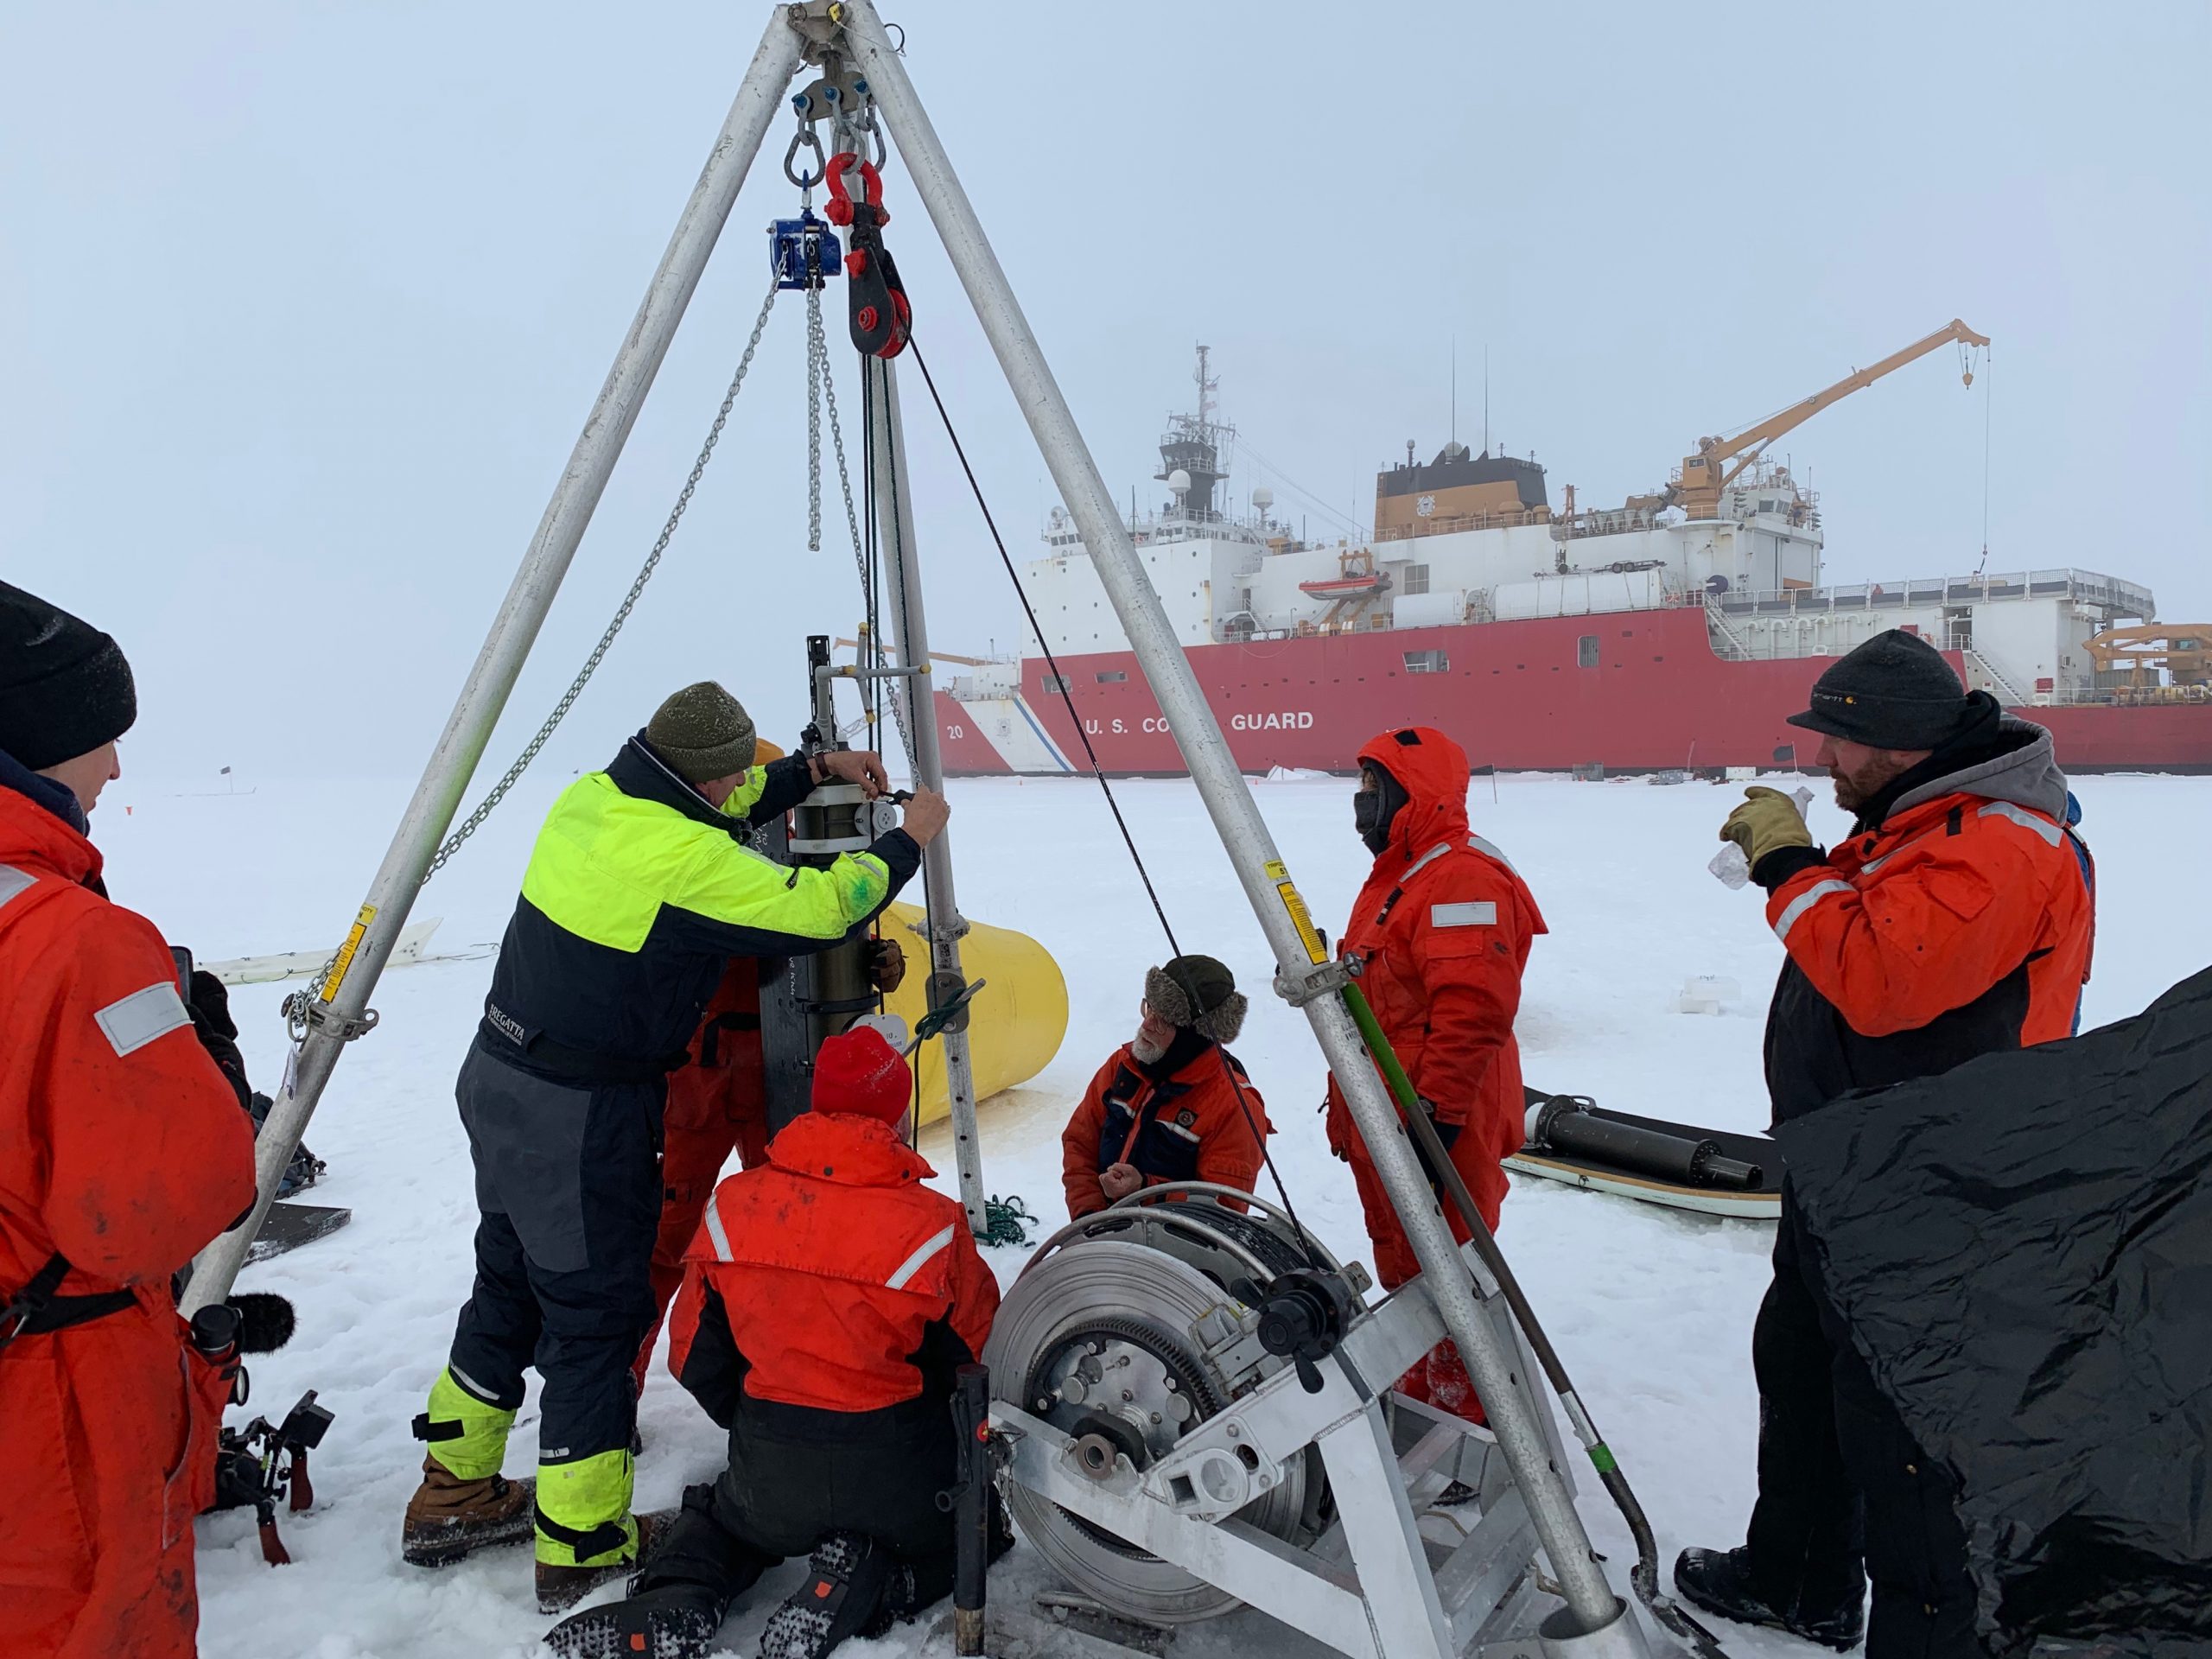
[811,1026,912,1125]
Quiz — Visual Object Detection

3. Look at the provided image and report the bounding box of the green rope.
[980,1192,1036,1249]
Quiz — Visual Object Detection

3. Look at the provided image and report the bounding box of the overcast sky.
[4,2,2206,787]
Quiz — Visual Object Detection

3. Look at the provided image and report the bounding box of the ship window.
[1039,675,1071,694]
[1403,563,1431,596]
[1095,671,1128,683]
[1403,650,1448,673]
[1578,635,1600,669]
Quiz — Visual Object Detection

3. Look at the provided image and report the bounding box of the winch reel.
[983,1184,1664,1657]
[983,1187,1357,1625]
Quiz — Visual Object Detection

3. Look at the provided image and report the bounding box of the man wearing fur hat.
[402,681,947,1611]
[1060,954,1270,1220]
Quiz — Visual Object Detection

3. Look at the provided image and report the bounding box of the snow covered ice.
[94,766,2211,1659]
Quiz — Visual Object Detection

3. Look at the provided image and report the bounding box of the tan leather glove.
[867,936,906,994]
[1719,786,1815,868]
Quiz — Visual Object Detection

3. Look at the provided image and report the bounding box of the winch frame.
[990,1190,1648,1658]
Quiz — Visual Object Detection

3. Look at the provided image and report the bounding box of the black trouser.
[639,1392,1004,1623]
[715,1393,960,1566]
[1745,1182,1981,1657]
[446,1044,663,1467]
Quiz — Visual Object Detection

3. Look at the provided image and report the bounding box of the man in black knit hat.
[1,579,257,1658]
[1676,630,2094,1657]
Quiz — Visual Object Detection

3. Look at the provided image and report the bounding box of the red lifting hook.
[823,151,910,360]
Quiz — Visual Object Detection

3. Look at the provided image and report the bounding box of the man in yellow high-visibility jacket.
[397,681,947,1613]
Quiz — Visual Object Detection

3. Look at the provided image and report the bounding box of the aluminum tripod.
[182,5,1657,1652]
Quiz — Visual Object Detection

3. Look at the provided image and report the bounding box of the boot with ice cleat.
[758,1531,893,1659]
[401,1455,536,1567]
[543,1484,766,1657]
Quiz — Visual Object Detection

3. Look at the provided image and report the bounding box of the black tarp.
[1774,966,2212,1656]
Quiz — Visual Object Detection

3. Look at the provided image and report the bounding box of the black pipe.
[1529,1096,1763,1190]
[950,1363,990,1656]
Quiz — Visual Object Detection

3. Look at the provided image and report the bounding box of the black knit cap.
[1786,629,1972,750]
[0,579,137,771]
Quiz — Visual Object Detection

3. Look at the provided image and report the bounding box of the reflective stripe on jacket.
[1760,719,2094,1123]
[667,1111,998,1421]
[1325,727,1546,1201]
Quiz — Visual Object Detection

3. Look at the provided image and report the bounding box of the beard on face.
[1130,1027,1170,1064]
[1830,750,1916,813]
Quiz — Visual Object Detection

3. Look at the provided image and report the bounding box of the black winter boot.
[543,1583,725,1659]
[544,1486,766,1658]
[759,1532,893,1659]
[861,1495,1018,1638]
[1674,1546,1866,1651]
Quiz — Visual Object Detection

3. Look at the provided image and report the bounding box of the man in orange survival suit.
[627,739,909,1394]
[0,579,257,1658]
[1676,630,2093,1656]
[1060,954,1268,1220]
[1325,725,1546,1421]
[545,1027,1002,1659]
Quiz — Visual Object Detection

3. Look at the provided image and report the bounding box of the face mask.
[1353,767,1407,855]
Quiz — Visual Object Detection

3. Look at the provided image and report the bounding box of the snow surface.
[88,768,2211,1659]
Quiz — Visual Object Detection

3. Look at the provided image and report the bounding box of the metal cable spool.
[983,1188,1350,1624]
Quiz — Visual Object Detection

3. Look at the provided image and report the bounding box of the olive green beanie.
[646,681,757,785]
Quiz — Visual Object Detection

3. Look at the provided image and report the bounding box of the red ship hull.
[938,607,2212,775]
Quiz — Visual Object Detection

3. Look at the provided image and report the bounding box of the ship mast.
[1156,342,1234,520]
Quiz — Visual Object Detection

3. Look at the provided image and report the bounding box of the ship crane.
[1666,318,1990,520]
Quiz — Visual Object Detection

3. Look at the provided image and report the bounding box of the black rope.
[903,340,1179,955]
[903,336,1322,1268]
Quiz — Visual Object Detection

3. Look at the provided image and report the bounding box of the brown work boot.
[401,1453,537,1568]
[535,1509,673,1615]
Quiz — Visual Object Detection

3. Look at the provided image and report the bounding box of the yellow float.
[877,899,1067,1126]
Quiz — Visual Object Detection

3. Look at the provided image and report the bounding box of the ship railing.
[1701,597,1758,661]
[1961,648,2033,709]
[1376,506,1552,543]
[1709,568,2156,619]
[2033,682,2212,708]
[1552,507,1664,540]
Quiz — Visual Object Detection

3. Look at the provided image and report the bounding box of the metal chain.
[805,287,824,555]
[417,273,783,887]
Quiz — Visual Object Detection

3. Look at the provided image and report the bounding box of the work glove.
[1410,1096,1463,1195]
[1719,787,1815,870]
[867,936,907,994]
[186,969,253,1112]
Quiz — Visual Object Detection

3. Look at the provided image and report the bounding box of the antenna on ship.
[1484,345,1491,458]
[1452,337,1458,446]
